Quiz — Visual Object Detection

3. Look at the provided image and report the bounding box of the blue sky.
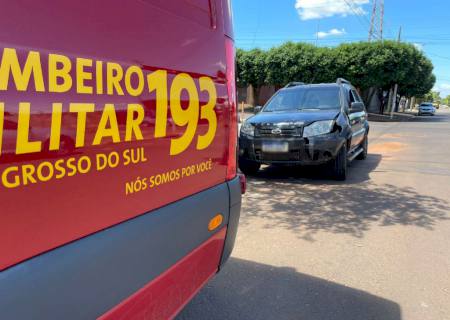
[232,0,450,97]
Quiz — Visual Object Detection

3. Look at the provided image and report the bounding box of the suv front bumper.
[239,133,346,165]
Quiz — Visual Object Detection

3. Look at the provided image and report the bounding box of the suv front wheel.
[330,143,347,181]
[356,135,368,160]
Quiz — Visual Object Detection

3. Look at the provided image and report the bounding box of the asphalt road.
[178,110,450,320]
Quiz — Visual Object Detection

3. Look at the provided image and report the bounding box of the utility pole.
[369,0,384,41]
[390,26,402,118]
[397,26,402,42]
[379,0,384,40]
[368,0,377,41]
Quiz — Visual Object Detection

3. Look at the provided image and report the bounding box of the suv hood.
[246,110,340,125]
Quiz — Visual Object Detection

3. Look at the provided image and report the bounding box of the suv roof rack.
[336,78,351,85]
[284,82,305,88]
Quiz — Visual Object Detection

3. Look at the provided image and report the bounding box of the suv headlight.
[240,122,255,136]
[303,120,334,138]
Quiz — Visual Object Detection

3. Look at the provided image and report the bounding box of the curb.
[368,112,416,122]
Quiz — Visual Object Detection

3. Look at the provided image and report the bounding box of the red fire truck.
[0,0,243,318]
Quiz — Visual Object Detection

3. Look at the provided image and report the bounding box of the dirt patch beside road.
[370,142,406,154]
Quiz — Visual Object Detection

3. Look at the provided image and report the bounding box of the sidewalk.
[368,111,416,122]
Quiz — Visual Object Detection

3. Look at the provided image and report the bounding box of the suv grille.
[255,125,302,137]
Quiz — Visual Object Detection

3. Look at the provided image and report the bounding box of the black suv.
[239,79,369,180]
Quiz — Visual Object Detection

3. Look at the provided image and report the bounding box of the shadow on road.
[177,258,402,320]
[252,153,383,184]
[241,154,450,240]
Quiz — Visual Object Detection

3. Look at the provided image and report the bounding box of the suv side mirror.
[254,106,262,114]
[350,102,364,113]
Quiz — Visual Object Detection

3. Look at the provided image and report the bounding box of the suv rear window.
[263,87,341,112]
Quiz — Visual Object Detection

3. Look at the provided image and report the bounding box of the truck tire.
[356,135,368,160]
[239,158,260,175]
[330,144,347,181]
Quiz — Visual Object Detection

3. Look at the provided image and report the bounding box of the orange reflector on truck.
[208,214,223,231]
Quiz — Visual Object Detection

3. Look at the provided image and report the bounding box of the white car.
[418,102,436,116]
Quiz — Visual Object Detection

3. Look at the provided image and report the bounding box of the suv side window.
[349,90,356,103]
[350,89,362,103]
[342,86,351,107]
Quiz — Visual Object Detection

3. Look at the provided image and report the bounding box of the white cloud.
[295,0,369,20]
[316,28,346,39]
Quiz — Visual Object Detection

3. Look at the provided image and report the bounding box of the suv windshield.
[263,86,341,112]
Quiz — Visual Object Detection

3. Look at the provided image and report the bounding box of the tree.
[265,42,336,86]
[443,95,450,105]
[236,48,267,105]
[265,42,301,87]
[423,91,441,102]
[236,40,436,108]
[333,41,435,96]
[398,45,435,98]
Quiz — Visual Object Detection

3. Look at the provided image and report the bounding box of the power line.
[342,0,380,40]
[250,3,263,47]
[427,52,450,61]
[241,30,450,40]
[237,36,450,42]
[349,0,378,26]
